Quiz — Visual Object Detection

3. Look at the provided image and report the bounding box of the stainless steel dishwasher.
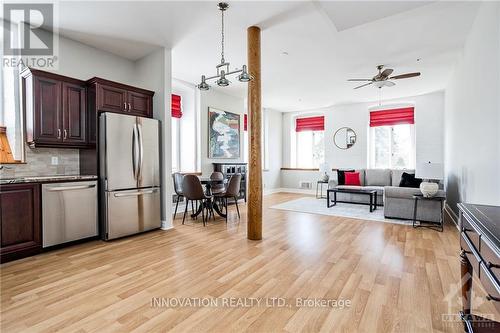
[42,181,98,247]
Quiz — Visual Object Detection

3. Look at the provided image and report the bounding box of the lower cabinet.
[0,183,42,263]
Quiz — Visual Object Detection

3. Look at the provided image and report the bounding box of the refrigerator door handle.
[113,188,158,197]
[137,123,144,180]
[132,124,140,180]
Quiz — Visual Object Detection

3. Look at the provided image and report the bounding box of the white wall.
[49,33,137,83]
[444,2,500,213]
[199,89,246,175]
[263,108,282,190]
[134,48,173,229]
[281,91,445,189]
[172,79,198,172]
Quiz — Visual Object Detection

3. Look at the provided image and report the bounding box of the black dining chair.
[182,174,214,226]
[215,174,241,222]
[172,173,185,219]
[210,172,225,194]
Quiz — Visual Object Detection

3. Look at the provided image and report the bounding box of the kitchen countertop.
[0,175,98,185]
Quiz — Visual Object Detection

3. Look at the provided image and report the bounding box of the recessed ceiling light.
[281,51,289,56]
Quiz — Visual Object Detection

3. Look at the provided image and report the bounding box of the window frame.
[368,123,416,170]
[291,114,325,169]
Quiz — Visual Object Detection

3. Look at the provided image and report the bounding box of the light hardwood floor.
[1,193,498,332]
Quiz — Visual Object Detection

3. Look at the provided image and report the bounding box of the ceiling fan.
[348,65,421,89]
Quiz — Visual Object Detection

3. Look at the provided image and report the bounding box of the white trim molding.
[444,203,459,230]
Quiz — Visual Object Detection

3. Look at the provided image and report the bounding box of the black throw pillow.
[337,169,355,185]
[399,172,422,188]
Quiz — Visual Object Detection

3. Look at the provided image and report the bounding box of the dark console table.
[458,203,500,332]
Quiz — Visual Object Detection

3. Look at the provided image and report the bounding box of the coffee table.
[327,188,378,212]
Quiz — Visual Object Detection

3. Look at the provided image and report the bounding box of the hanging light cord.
[221,8,225,64]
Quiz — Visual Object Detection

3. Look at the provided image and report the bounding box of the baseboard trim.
[264,188,287,196]
[161,220,174,230]
[269,187,316,195]
[444,203,459,230]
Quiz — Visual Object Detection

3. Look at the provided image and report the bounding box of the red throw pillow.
[344,172,361,186]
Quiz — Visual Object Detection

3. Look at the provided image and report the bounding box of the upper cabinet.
[87,78,154,118]
[22,69,87,148]
[21,69,154,149]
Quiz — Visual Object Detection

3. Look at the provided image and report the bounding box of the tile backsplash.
[0,145,80,179]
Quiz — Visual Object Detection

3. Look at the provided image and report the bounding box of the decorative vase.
[320,172,329,182]
[420,182,438,197]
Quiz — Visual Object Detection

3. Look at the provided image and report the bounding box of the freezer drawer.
[103,187,160,240]
[42,181,98,247]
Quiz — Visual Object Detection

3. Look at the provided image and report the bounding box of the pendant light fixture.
[197,2,252,90]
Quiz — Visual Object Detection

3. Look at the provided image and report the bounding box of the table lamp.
[416,162,444,197]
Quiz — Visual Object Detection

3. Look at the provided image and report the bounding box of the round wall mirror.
[334,127,357,149]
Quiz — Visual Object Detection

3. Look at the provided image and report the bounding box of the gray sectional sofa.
[328,169,444,223]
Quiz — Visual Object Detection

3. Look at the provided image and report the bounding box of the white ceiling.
[47,1,479,112]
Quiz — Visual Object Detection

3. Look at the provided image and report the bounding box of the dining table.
[190,176,227,219]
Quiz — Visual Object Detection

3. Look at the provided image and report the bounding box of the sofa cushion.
[384,186,445,199]
[399,172,422,188]
[355,169,366,186]
[345,172,361,186]
[336,185,363,190]
[391,169,415,186]
[363,186,385,196]
[337,169,354,185]
[365,169,391,186]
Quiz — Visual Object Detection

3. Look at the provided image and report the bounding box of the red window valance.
[244,114,248,131]
[295,116,324,132]
[171,94,182,118]
[370,107,414,127]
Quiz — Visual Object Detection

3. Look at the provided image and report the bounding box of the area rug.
[270,197,411,225]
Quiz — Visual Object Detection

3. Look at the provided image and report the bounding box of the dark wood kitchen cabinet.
[62,82,87,145]
[0,183,42,263]
[22,68,87,148]
[87,77,154,119]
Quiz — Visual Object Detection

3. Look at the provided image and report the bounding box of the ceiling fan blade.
[390,72,421,80]
[353,82,373,89]
[347,79,372,81]
[380,68,394,78]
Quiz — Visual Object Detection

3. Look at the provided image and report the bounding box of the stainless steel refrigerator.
[99,112,161,240]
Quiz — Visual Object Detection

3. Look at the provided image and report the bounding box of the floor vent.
[299,181,313,189]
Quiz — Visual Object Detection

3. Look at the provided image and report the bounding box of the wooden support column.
[247,26,262,240]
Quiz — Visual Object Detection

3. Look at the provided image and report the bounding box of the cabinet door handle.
[128,102,131,111]
[63,129,67,140]
[124,102,127,111]
[57,129,61,139]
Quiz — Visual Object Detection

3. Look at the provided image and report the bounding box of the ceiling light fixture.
[197,2,252,90]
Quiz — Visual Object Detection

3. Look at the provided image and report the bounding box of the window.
[294,115,325,168]
[1,21,23,162]
[369,107,415,169]
[171,82,199,173]
[171,117,180,172]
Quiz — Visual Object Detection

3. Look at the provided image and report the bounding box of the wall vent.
[299,181,313,189]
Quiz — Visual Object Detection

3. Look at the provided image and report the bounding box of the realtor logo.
[3,3,54,56]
